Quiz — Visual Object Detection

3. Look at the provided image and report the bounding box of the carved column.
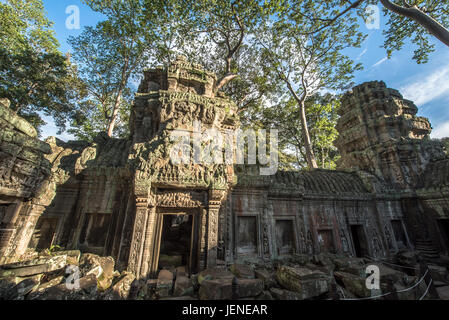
[127,196,149,279]
[140,194,157,278]
[199,207,207,270]
[207,203,220,268]
[207,189,226,268]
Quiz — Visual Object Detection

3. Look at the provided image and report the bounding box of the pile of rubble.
[1,250,448,300]
[0,250,135,300]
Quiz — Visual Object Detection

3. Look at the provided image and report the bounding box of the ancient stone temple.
[1,57,449,282]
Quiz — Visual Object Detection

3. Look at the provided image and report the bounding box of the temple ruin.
[1,56,449,284]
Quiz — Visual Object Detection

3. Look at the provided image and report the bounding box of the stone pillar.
[13,204,46,257]
[199,207,208,270]
[207,203,220,268]
[207,189,226,268]
[0,202,23,258]
[141,196,158,278]
[127,196,149,279]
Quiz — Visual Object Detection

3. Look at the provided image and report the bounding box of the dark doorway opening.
[438,219,449,252]
[318,229,335,253]
[29,217,59,251]
[350,225,369,258]
[158,214,193,272]
[391,220,408,249]
[275,220,296,255]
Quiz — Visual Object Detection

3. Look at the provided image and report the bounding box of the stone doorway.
[437,219,449,252]
[350,225,369,258]
[391,220,408,249]
[155,210,199,275]
[29,217,59,251]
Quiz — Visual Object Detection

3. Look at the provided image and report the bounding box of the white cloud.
[400,62,449,106]
[432,121,449,139]
[371,56,388,68]
[357,48,368,61]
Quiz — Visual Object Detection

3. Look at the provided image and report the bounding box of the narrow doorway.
[350,225,369,258]
[391,220,408,249]
[158,214,194,272]
[438,219,449,252]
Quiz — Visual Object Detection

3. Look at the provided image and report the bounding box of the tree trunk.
[299,100,318,169]
[380,0,449,47]
[107,90,122,137]
[283,77,318,169]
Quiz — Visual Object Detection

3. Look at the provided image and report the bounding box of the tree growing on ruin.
[254,1,364,168]
[260,94,341,169]
[68,0,151,139]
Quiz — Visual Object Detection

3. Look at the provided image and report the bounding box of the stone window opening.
[275,219,297,256]
[236,216,258,256]
[350,225,369,258]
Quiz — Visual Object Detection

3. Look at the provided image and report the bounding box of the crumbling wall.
[0,98,53,262]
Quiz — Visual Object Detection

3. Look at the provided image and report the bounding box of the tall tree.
[260,94,341,169]
[69,0,150,138]
[254,1,364,168]
[0,0,81,134]
[0,0,59,53]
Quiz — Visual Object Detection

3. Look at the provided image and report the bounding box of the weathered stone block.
[334,271,370,298]
[174,275,193,297]
[198,267,234,285]
[156,269,174,297]
[230,263,255,279]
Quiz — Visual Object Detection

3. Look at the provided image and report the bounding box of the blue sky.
[39,0,449,140]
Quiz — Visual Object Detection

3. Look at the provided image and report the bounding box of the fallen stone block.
[0,255,67,278]
[333,257,366,277]
[230,263,255,279]
[436,286,449,300]
[199,278,263,300]
[198,267,234,285]
[27,275,64,300]
[7,275,42,300]
[334,271,370,298]
[174,275,193,297]
[109,272,136,300]
[156,269,174,298]
[255,268,276,289]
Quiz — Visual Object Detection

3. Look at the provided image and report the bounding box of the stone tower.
[126,56,240,278]
[335,81,445,190]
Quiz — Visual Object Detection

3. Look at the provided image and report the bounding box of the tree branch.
[380,0,449,47]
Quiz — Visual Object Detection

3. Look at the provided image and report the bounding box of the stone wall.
[1,61,449,278]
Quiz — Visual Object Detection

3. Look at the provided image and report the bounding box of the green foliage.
[0,48,80,135]
[44,244,62,256]
[259,94,341,169]
[67,0,152,139]
[380,0,449,63]
[0,0,59,54]
[0,0,79,134]
[247,0,363,168]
